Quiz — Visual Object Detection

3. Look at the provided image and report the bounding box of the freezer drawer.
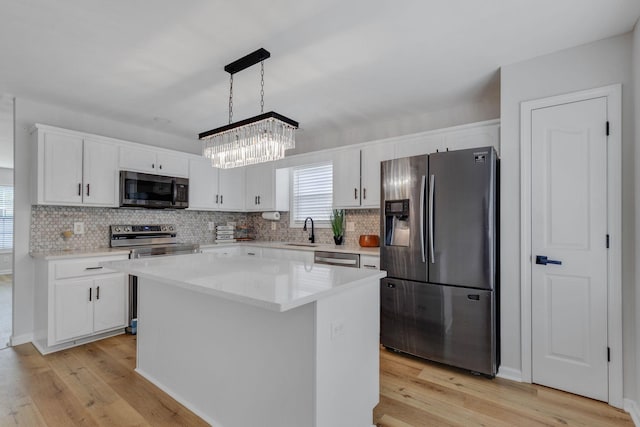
[380,278,496,376]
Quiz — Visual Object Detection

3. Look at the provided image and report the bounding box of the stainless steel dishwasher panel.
[314,251,360,268]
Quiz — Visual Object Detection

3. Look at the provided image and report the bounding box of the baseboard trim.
[496,366,523,382]
[10,333,33,346]
[624,399,640,426]
[135,368,218,426]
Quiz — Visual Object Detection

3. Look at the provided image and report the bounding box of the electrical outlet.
[73,222,85,235]
[208,222,215,231]
[271,222,277,231]
[331,320,345,340]
[346,221,355,232]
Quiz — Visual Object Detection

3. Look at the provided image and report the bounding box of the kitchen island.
[104,252,386,427]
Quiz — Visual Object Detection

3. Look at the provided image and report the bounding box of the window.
[290,162,333,227]
[0,186,12,249]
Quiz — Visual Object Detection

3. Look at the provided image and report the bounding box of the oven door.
[120,171,188,209]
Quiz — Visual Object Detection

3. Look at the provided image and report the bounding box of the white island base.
[136,274,380,427]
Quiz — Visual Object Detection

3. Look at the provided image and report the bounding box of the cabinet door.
[394,133,444,158]
[83,138,118,206]
[360,143,395,208]
[219,167,245,211]
[332,148,361,208]
[42,131,84,205]
[188,158,219,210]
[245,163,274,211]
[93,273,127,333]
[442,124,500,153]
[53,278,93,343]
[119,145,157,173]
[157,152,189,177]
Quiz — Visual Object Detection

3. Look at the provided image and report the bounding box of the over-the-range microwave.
[119,170,189,209]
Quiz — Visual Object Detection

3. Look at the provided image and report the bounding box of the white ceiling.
[1,0,639,148]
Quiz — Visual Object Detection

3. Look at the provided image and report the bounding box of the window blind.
[0,186,13,249]
[291,162,333,225]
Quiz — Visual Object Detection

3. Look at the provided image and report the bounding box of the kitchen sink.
[284,243,318,247]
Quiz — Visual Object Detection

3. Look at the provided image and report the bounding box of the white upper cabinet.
[188,158,219,210]
[333,144,394,209]
[119,145,189,177]
[188,158,245,211]
[82,138,119,206]
[245,163,289,212]
[333,148,361,208]
[218,167,246,211]
[36,126,118,207]
[360,143,395,208]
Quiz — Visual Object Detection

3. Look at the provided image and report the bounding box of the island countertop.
[103,252,386,312]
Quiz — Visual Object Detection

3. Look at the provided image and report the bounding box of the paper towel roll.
[261,211,281,221]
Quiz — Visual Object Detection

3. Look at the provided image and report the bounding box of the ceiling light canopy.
[199,48,298,169]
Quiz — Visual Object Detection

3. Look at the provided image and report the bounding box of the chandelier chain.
[228,74,234,124]
[260,61,265,113]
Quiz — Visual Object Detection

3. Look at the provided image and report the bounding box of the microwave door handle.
[429,174,435,264]
[420,175,426,263]
[171,179,177,205]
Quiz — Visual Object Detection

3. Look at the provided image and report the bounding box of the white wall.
[0,167,13,186]
[500,33,635,397]
[12,98,201,342]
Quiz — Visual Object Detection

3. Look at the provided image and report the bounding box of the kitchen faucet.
[303,217,315,243]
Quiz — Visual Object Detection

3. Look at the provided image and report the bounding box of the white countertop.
[103,253,386,312]
[201,241,380,256]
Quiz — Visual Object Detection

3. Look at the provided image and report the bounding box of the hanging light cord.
[228,74,234,124]
[260,60,265,114]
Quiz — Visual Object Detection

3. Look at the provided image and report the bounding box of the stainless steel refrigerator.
[380,147,498,376]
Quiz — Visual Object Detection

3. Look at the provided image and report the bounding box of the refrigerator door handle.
[420,175,426,263]
[429,174,435,264]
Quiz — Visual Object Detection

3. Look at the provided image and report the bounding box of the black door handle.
[536,255,562,265]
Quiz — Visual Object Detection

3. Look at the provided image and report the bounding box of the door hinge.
[607,347,610,362]
[606,234,610,249]
[606,121,610,136]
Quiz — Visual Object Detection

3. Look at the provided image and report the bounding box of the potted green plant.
[330,209,345,245]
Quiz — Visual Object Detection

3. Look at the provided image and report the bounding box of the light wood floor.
[374,348,633,426]
[0,334,633,426]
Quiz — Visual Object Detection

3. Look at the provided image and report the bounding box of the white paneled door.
[530,97,608,401]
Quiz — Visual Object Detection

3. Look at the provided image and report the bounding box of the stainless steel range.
[110,224,200,333]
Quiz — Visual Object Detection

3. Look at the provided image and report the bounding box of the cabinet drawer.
[54,256,128,279]
[360,255,380,270]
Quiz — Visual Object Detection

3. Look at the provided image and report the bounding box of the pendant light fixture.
[199,48,298,169]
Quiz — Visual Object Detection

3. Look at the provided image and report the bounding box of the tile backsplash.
[30,206,381,252]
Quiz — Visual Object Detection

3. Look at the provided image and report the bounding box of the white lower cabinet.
[261,247,314,263]
[360,255,380,270]
[33,254,129,354]
[201,246,242,256]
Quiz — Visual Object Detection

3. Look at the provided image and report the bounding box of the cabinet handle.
[254,196,257,205]
[354,188,358,199]
[363,188,366,199]
[258,195,261,205]
[363,264,377,268]
[247,252,256,256]
[78,183,82,196]
[216,194,219,204]
[220,195,223,204]
[85,266,103,270]
[159,164,162,170]
[86,183,90,197]
[152,163,155,169]
[96,286,100,300]
[89,287,92,302]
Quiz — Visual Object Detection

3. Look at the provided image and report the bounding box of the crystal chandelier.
[199,48,298,169]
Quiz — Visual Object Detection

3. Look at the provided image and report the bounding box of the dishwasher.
[313,251,360,268]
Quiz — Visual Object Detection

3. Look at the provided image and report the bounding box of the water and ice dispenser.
[384,199,410,247]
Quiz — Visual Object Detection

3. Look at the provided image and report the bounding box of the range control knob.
[168,225,175,231]
[124,226,131,232]
[113,226,121,233]
[160,225,167,232]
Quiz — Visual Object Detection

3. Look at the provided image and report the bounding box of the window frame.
[289,161,333,229]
